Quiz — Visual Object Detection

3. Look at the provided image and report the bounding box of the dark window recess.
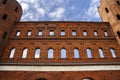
[105,8,109,13]
[15,7,18,12]
[2,14,7,20]
[117,1,120,5]
[117,31,120,37]
[116,14,120,20]
[2,0,7,4]
[36,78,47,80]
[2,32,7,39]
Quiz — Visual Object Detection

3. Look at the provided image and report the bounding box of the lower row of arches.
[9,47,117,59]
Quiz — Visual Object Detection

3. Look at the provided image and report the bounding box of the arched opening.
[74,48,80,58]
[9,48,16,58]
[35,78,47,80]
[61,48,66,58]
[2,14,7,20]
[110,48,116,58]
[48,48,54,58]
[82,77,93,80]
[22,48,28,58]
[35,48,40,58]
[86,48,92,58]
[98,48,104,58]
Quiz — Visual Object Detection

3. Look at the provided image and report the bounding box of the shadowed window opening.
[2,14,7,20]
[2,0,7,4]
[2,32,7,39]
[36,78,47,80]
[117,1,120,5]
[116,14,120,20]
[117,31,120,37]
[105,8,109,13]
[15,7,18,12]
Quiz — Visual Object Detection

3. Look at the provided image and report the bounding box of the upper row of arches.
[9,47,117,59]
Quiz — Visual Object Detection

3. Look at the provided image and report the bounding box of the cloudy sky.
[17,0,102,21]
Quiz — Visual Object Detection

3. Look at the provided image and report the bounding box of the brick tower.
[98,0,120,45]
[0,0,120,80]
[0,0,22,57]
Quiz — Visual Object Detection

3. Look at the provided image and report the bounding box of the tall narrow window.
[38,30,43,36]
[74,48,80,58]
[48,48,54,58]
[117,1,120,5]
[105,8,109,13]
[98,48,104,58]
[2,0,7,4]
[27,30,32,36]
[2,32,7,39]
[61,30,65,36]
[61,48,66,58]
[16,30,21,36]
[104,30,108,36]
[86,48,92,58]
[117,31,120,37]
[83,30,87,36]
[9,48,16,58]
[15,7,18,12]
[22,48,28,58]
[49,30,54,36]
[2,14,7,20]
[116,14,120,20]
[72,30,76,36]
[110,48,116,58]
[35,48,40,58]
[94,30,98,36]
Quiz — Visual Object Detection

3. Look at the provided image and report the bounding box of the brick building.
[0,0,120,80]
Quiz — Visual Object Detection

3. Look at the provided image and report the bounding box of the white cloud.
[36,8,45,17]
[48,7,65,20]
[83,0,100,21]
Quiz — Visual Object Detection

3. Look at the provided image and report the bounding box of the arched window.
[110,48,116,58]
[82,78,93,80]
[48,48,54,58]
[35,48,40,58]
[61,48,66,58]
[74,48,80,58]
[9,48,16,58]
[22,48,28,58]
[98,48,104,58]
[86,48,92,58]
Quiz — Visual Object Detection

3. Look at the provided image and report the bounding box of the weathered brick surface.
[0,71,120,80]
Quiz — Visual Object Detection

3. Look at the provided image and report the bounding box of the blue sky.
[17,0,101,21]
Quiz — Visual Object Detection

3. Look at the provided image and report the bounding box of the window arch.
[35,48,40,58]
[48,48,54,58]
[98,48,104,58]
[86,48,92,58]
[110,48,116,58]
[9,48,16,58]
[82,77,93,80]
[61,48,66,58]
[22,48,28,58]
[74,48,80,58]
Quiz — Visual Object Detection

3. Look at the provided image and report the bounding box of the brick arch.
[29,73,55,80]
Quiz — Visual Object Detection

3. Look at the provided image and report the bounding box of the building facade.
[0,0,120,80]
